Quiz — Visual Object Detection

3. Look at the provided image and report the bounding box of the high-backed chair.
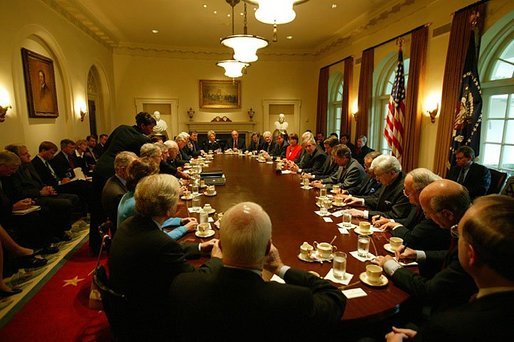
[501,176,514,198]
[487,168,508,195]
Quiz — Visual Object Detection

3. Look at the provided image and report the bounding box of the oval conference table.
[176,153,411,324]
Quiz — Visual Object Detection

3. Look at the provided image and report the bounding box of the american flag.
[384,47,406,162]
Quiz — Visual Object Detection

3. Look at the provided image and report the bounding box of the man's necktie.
[45,161,59,181]
[457,169,465,184]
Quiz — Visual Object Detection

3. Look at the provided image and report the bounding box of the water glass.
[319,187,327,198]
[192,196,200,212]
[357,235,370,258]
[192,184,199,195]
[342,213,352,227]
[303,178,310,187]
[333,252,347,280]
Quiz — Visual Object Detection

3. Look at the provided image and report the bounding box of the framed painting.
[21,48,59,118]
[199,80,241,109]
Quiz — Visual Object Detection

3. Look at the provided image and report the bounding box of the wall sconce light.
[0,105,11,123]
[248,107,255,121]
[80,108,87,122]
[187,107,195,121]
[426,103,439,123]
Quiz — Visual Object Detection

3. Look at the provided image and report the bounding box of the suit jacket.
[179,147,192,162]
[391,246,477,314]
[313,155,337,178]
[93,143,105,157]
[260,141,276,154]
[84,147,97,167]
[322,158,365,193]
[108,214,220,340]
[447,162,491,199]
[247,140,261,152]
[225,138,245,151]
[363,171,412,220]
[10,163,46,199]
[94,125,150,179]
[271,140,289,158]
[169,266,346,341]
[50,151,75,179]
[202,140,220,152]
[32,155,60,187]
[351,173,381,196]
[300,148,327,174]
[391,217,451,251]
[101,175,127,232]
[352,145,374,166]
[416,291,514,341]
[184,140,201,157]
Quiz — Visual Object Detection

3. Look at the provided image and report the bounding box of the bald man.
[169,202,345,340]
[375,180,477,314]
[225,130,245,151]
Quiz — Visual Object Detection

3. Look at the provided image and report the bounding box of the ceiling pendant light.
[244,0,309,25]
[220,0,268,63]
[216,60,249,78]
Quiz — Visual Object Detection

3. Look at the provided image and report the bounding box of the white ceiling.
[52,0,416,55]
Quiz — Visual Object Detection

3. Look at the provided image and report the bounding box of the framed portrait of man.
[21,48,59,118]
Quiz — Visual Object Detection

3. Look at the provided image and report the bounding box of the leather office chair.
[501,176,514,198]
[487,168,508,195]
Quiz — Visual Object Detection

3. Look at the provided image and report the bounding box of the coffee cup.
[300,242,313,257]
[332,184,340,193]
[359,221,371,233]
[389,237,403,251]
[197,222,209,234]
[206,185,215,195]
[334,197,344,206]
[200,179,206,187]
[314,241,337,259]
[366,265,383,284]
[183,190,191,198]
[203,204,212,212]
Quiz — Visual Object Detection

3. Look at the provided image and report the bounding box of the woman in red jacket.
[285,133,302,161]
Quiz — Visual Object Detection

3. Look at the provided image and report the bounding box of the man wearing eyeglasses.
[386,195,514,341]
[375,179,477,315]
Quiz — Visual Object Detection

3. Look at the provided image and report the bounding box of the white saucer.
[203,208,216,215]
[383,243,395,253]
[180,195,193,201]
[359,272,388,287]
[332,201,346,207]
[310,250,334,261]
[204,191,217,197]
[195,229,215,238]
[297,253,315,263]
[354,228,373,236]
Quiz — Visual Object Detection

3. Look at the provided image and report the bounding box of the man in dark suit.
[352,135,374,166]
[290,137,327,174]
[351,151,382,196]
[84,135,98,167]
[376,180,477,315]
[183,130,202,157]
[169,202,346,341]
[90,112,156,253]
[93,134,108,157]
[378,168,451,252]
[311,136,339,179]
[447,146,490,199]
[109,174,219,340]
[50,139,76,179]
[175,132,192,162]
[345,155,412,220]
[101,151,137,236]
[270,132,289,158]
[260,131,276,154]
[225,130,245,151]
[340,133,355,154]
[386,195,514,341]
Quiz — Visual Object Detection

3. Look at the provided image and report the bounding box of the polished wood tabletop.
[176,153,411,322]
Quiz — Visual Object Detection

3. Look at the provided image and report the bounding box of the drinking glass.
[319,187,327,198]
[333,252,347,279]
[192,196,200,212]
[192,184,199,196]
[302,178,310,187]
[342,213,352,227]
[357,235,370,258]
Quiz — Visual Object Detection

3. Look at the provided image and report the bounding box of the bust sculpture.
[152,111,169,139]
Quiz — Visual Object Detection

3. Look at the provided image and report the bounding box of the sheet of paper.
[270,274,285,284]
[349,251,376,262]
[323,217,333,222]
[342,288,368,299]
[338,227,349,235]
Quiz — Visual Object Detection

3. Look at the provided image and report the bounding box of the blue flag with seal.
[448,31,482,168]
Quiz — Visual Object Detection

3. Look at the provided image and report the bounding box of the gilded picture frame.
[199,80,241,109]
[21,48,59,118]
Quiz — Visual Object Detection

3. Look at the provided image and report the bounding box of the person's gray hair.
[207,130,216,137]
[301,132,314,142]
[0,150,21,166]
[154,142,167,153]
[262,131,272,138]
[140,143,161,158]
[164,140,179,151]
[370,155,401,174]
[135,174,180,218]
[114,151,137,170]
[220,202,272,266]
[177,132,190,140]
[408,168,442,193]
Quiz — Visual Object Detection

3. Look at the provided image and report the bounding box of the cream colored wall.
[320,0,514,170]
[0,0,114,154]
[113,53,317,138]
